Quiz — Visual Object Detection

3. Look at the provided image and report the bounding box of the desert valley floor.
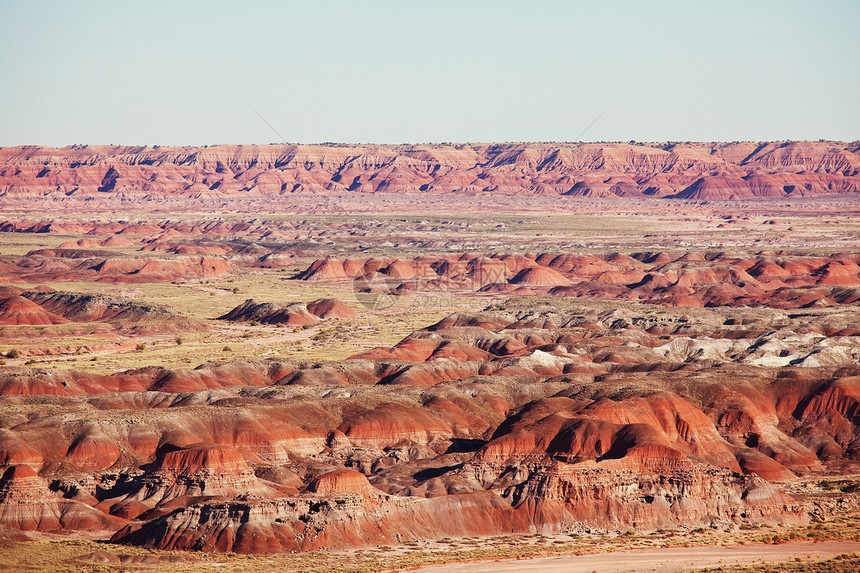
[1,142,859,572]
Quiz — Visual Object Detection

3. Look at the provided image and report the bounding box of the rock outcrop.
[0,465,125,532]
[2,299,859,552]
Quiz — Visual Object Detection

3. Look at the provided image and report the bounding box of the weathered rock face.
[0,141,857,199]
[2,301,860,552]
[507,460,798,528]
[0,465,126,532]
[110,459,800,554]
[96,443,279,521]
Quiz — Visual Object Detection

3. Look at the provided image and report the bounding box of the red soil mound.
[155,444,250,474]
[0,296,68,325]
[218,299,319,325]
[66,429,122,471]
[338,403,453,448]
[509,266,572,287]
[22,291,179,323]
[0,286,25,298]
[296,259,351,280]
[673,176,754,200]
[306,298,358,319]
[100,236,133,247]
[308,469,382,499]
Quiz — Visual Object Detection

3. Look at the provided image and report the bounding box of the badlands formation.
[0,141,859,571]
[0,140,858,200]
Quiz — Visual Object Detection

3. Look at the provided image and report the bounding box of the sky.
[0,0,857,146]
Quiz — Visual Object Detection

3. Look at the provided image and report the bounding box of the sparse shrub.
[6,349,19,359]
[223,346,232,352]
[174,336,183,345]
[24,359,36,365]
[135,343,146,351]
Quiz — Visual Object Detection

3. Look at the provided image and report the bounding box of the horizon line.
[2,138,858,150]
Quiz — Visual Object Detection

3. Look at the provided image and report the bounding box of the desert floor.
[410,541,860,573]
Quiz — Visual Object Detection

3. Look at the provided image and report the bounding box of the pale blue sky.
[1,1,857,146]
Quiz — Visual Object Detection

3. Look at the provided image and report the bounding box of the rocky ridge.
[299,250,860,310]
[1,141,858,200]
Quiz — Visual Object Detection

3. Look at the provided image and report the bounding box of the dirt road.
[408,541,860,573]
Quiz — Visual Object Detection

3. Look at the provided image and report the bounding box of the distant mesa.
[0,141,857,200]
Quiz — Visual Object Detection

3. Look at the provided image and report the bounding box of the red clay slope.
[0,296,68,325]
